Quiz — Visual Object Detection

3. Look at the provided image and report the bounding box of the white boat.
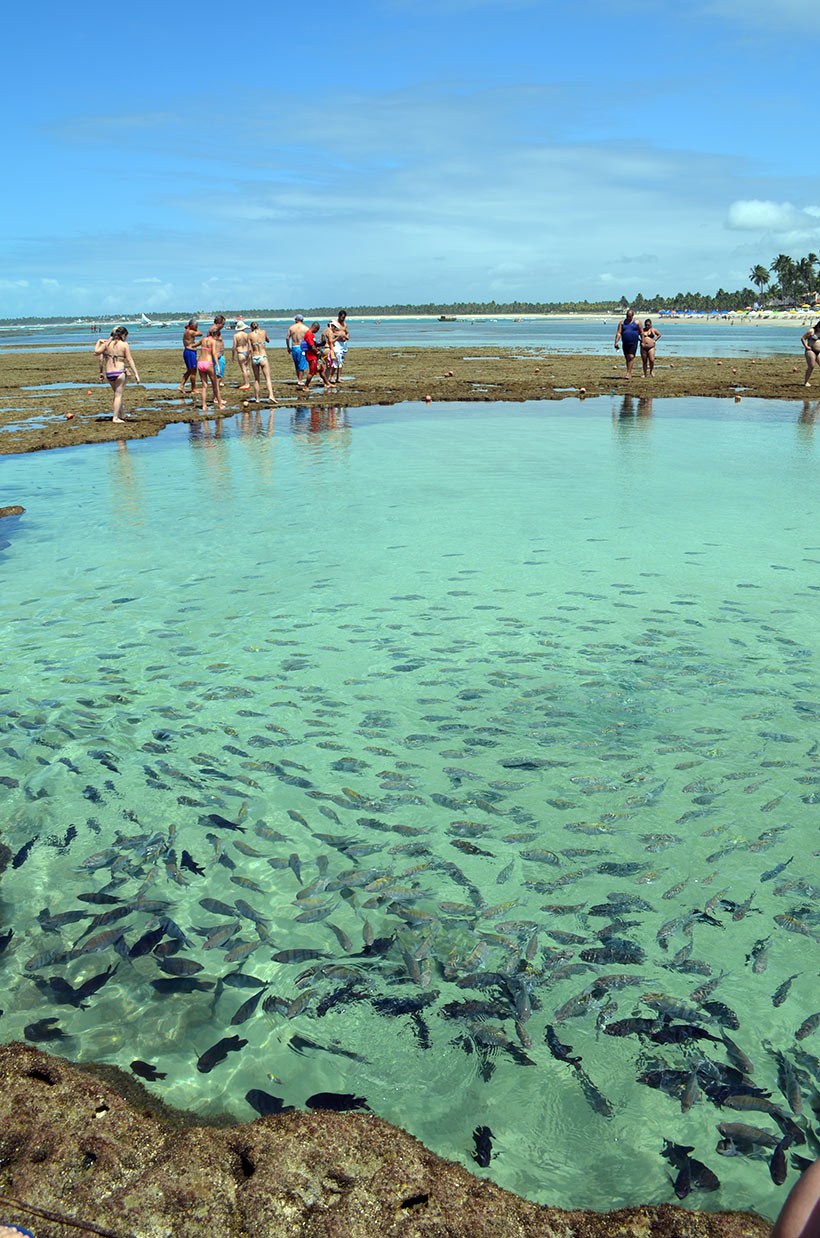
[139,313,153,327]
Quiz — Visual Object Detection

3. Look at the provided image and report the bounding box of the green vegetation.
[3,254,819,325]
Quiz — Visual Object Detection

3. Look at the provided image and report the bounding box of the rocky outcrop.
[0,505,24,518]
[0,1044,771,1238]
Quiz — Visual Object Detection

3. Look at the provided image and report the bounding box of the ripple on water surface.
[2,397,820,1219]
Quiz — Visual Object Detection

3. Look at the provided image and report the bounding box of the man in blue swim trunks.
[211,314,226,380]
[614,308,642,379]
[286,314,310,386]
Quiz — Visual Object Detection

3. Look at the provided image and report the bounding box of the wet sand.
[0,345,811,454]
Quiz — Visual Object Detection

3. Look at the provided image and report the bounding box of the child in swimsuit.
[198,328,226,414]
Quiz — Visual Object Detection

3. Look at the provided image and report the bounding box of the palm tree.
[750,264,770,304]
[771,253,797,302]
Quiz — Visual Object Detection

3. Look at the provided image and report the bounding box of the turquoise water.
[2,396,820,1219]
[0,316,808,358]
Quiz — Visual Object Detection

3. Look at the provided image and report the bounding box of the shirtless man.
[249,322,278,403]
[232,323,252,390]
[179,318,202,394]
[286,314,310,385]
[93,326,141,422]
[212,314,226,382]
[326,309,349,388]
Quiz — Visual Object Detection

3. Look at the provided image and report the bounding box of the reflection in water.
[612,394,653,423]
[798,398,820,426]
[108,439,144,530]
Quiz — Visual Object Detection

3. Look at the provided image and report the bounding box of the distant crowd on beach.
[94,311,350,421]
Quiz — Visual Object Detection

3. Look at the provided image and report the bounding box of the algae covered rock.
[0,1043,772,1238]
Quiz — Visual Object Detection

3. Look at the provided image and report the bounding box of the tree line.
[4,256,819,326]
[749,253,819,305]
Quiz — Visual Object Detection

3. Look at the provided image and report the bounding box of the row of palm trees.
[749,254,819,305]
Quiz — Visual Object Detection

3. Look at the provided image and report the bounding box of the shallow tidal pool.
[2,395,820,1219]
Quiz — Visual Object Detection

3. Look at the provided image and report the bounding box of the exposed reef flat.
[0,1043,771,1238]
[0,346,808,455]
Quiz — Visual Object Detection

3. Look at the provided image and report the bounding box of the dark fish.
[287,1034,368,1063]
[0,929,13,954]
[245,1088,294,1116]
[199,898,237,917]
[795,1012,820,1041]
[196,1035,248,1073]
[158,958,204,976]
[12,836,39,869]
[770,1136,792,1185]
[151,977,214,994]
[131,1059,167,1081]
[76,892,122,905]
[180,850,205,876]
[199,812,246,833]
[544,1025,582,1067]
[772,975,800,1008]
[305,1091,370,1112]
[761,858,794,883]
[223,971,269,989]
[272,949,328,964]
[230,990,264,1025]
[604,1017,658,1038]
[25,1017,68,1043]
[129,925,167,958]
[472,1125,494,1167]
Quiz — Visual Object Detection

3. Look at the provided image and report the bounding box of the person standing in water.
[286,314,309,385]
[211,314,227,382]
[93,327,141,423]
[801,321,820,387]
[639,318,661,378]
[179,319,202,394]
[249,322,278,403]
[614,308,641,379]
[232,322,252,390]
[326,310,350,388]
[197,326,226,414]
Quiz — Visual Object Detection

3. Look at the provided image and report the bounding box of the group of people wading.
[94,310,351,419]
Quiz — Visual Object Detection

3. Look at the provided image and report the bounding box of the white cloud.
[727,200,820,230]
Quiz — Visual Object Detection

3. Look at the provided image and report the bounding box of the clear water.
[2,396,820,1220]
[0,316,809,358]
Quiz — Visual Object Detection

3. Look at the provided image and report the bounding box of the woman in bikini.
[198,326,226,414]
[248,323,277,403]
[93,327,141,422]
[801,321,820,387]
[640,318,661,378]
[232,324,252,390]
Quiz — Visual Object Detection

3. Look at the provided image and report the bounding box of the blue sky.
[2,0,816,316]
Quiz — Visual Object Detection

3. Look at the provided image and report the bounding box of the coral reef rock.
[0,1043,771,1238]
